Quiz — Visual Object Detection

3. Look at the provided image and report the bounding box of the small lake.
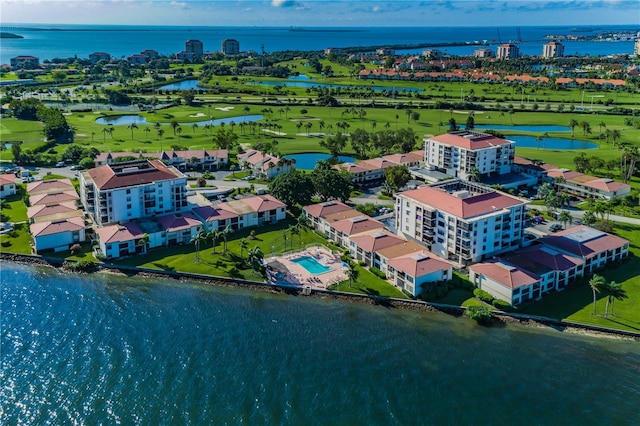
[283,153,355,170]
[510,135,598,150]
[288,75,312,80]
[156,80,201,91]
[95,114,264,126]
[475,124,571,132]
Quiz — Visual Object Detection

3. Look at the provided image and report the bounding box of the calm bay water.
[1,24,637,65]
[2,262,639,425]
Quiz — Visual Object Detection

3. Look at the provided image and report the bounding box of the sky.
[1,0,639,27]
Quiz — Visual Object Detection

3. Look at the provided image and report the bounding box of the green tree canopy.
[269,171,315,208]
[311,166,353,202]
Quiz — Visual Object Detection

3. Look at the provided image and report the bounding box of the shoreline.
[2,253,639,341]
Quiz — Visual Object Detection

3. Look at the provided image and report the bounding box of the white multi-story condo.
[222,39,240,55]
[424,131,515,180]
[80,159,188,226]
[496,44,519,59]
[542,41,564,58]
[395,179,528,265]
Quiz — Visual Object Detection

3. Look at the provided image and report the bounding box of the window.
[126,189,131,194]
[127,204,132,209]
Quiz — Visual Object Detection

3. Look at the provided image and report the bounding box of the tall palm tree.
[144,127,151,141]
[589,274,606,316]
[208,229,221,254]
[239,237,249,258]
[467,167,481,182]
[604,281,627,318]
[558,210,572,229]
[191,229,207,262]
[127,122,138,140]
[170,120,179,135]
[157,129,165,152]
[569,119,578,138]
[247,246,264,273]
[221,224,233,254]
[192,123,199,134]
[346,261,359,288]
[137,233,150,254]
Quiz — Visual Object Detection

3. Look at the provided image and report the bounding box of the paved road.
[531,205,640,226]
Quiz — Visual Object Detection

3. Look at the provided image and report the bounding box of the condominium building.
[634,38,640,57]
[496,44,519,59]
[236,149,293,180]
[424,131,515,180]
[185,39,204,55]
[222,39,240,55]
[542,41,564,58]
[473,48,493,58]
[10,55,39,70]
[79,159,188,226]
[89,52,111,64]
[0,174,16,199]
[470,225,629,305]
[395,179,528,264]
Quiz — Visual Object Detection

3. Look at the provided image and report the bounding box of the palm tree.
[192,123,199,134]
[467,167,481,182]
[191,229,207,262]
[346,261,359,288]
[208,229,221,254]
[102,127,109,142]
[137,233,150,254]
[157,129,165,152]
[289,226,300,250]
[239,237,249,258]
[569,119,578,138]
[127,122,138,140]
[589,274,606,316]
[170,120,179,135]
[604,281,628,318]
[221,224,233,254]
[247,246,264,274]
[176,126,182,142]
[558,210,572,229]
[144,126,151,141]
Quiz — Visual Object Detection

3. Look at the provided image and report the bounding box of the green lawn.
[1,187,28,222]
[518,222,640,332]
[0,223,32,254]
[329,264,407,299]
[114,219,323,278]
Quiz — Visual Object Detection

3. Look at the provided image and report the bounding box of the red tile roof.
[29,191,79,206]
[304,200,353,219]
[87,160,183,190]
[387,250,451,279]
[96,222,143,244]
[322,209,364,224]
[330,216,385,236]
[30,216,85,237]
[238,194,286,213]
[27,178,74,195]
[430,131,513,150]
[470,259,541,289]
[0,174,16,186]
[516,246,584,272]
[157,212,202,232]
[541,225,628,259]
[192,205,238,222]
[27,201,80,220]
[349,230,405,253]
[401,186,525,219]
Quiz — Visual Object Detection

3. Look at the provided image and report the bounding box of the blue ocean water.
[1,24,637,65]
[2,263,640,424]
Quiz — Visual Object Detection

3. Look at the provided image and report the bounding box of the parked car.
[55,161,66,168]
[550,224,563,232]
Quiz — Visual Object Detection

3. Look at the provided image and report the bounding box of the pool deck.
[266,246,347,290]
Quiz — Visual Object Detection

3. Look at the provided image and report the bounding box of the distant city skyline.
[2,0,639,27]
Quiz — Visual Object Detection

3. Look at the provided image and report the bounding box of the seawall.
[2,252,638,341]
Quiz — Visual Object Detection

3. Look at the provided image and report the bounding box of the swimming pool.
[290,256,333,275]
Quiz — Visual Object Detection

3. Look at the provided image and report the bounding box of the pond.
[156,80,201,91]
[288,75,312,80]
[474,124,571,132]
[283,153,355,170]
[95,115,264,126]
[510,135,598,150]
